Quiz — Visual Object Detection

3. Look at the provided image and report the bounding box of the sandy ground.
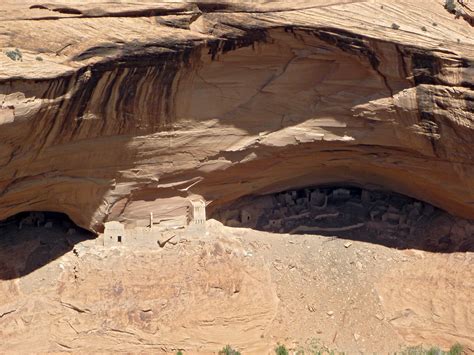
[0,218,473,354]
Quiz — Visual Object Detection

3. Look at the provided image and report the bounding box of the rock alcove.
[211,186,474,252]
[0,211,94,279]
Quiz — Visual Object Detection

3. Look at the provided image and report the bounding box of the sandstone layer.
[0,0,473,231]
[0,219,473,353]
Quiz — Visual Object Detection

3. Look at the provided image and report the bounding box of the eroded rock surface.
[0,1,473,232]
[0,221,279,353]
[1,220,473,353]
[1,2,473,353]
[0,0,474,230]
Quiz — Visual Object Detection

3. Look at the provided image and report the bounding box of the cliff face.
[0,0,473,231]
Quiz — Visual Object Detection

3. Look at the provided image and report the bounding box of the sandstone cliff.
[0,0,473,231]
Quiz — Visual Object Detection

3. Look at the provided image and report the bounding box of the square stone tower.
[187,198,206,235]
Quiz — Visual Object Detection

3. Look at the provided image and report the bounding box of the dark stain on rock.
[411,51,443,85]
[311,27,394,95]
[195,2,232,12]
[59,41,199,140]
[464,92,474,113]
[207,28,268,60]
[312,27,378,66]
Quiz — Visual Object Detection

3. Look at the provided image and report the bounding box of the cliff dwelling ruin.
[101,197,207,248]
[212,186,474,252]
[0,0,473,353]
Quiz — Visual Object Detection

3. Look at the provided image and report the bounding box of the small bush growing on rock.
[294,337,342,355]
[275,344,289,355]
[402,343,464,355]
[445,0,457,12]
[176,351,183,355]
[218,345,241,355]
[35,56,43,61]
[421,26,427,32]
[427,347,443,355]
[5,48,22,61]
[391,23,400,30]
[449,343,463,355]
[443,0,467,19]
[403,345,434,355]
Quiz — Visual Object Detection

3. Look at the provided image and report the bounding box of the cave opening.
[211,186,473,253]
[0,211,94,280]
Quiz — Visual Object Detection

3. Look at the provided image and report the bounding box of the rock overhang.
[0,0,473,232]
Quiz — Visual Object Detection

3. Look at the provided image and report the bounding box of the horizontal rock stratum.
[0,0,473,232]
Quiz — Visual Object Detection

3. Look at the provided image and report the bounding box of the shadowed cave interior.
[0,211,94,280]
[211,186,474,253]
[1,185,473,281]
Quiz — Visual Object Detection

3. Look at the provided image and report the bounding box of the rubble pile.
[213,187,473,251]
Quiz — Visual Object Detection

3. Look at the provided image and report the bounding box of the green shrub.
[421,26,427,32]
[295,338,341,355]
[403,345,432,355]
[35,56,43,61]
[176,351,183,355]
[275,344,289,355]
[401,343,463,355]
[445,0,456,12]
[449,343,463,355]
[5,48,22,61]
[391,23,400,30]
[218,345,241,355]
[426,347,443,355]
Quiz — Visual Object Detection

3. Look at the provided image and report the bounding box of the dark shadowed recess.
[0,212,94,280]
[211,186,474,253]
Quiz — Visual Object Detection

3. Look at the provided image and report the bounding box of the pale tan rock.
[1,219,473,353]
[0,0,472,233]
[377,252,474,351]
[0,234,279,353]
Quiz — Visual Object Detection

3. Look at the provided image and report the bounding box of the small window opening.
[117,236,122,243]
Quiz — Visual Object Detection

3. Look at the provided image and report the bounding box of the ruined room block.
[103,221,126,246]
